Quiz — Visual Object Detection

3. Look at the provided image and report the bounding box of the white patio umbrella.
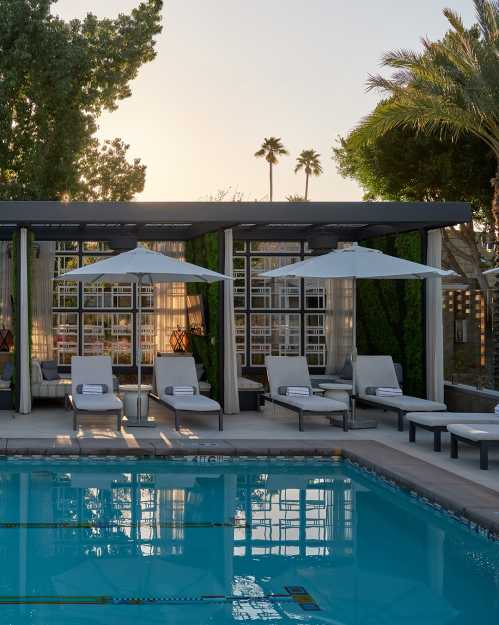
[260,244,454,421]
[56,246,229,426]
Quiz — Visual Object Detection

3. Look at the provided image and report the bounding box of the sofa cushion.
[41,360,60,381]
[31,360,43,384]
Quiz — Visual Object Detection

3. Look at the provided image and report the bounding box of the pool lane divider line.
[0,588,320,611]
[0,520,244,530]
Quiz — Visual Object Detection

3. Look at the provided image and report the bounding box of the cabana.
[0,200,470,416]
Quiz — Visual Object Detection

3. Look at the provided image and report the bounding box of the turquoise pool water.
[0,457,496,624]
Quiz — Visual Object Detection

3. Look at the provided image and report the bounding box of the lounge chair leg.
[480,442,489,470]
[409,421,416,443]
[450,434,458,459]
[397,411,404,432]
[343,411,348,432]
[434,431,442,453]
[298,410,304,432]
[175,411,180,432]
[218,410,223,431]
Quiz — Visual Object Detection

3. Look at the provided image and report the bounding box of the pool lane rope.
[0,587,320,611]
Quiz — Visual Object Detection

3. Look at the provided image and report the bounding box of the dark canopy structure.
[0,200,470,244]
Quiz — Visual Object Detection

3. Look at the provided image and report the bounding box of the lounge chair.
[355,356,446,432]
[407,412,499,452]
[154,356,223,431]
[264,356,349,432]
[68,356,123,431]
[448,423,499,470]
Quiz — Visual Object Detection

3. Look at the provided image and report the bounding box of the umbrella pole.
[128,273,155,427]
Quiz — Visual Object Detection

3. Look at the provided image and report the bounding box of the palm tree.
[294,149,323,200]
[254,137,288,201]
[351,0,499,384]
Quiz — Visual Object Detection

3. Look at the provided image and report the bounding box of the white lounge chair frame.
[355,355,446,432]
[153,356,223,431]
[67,356,123,431]
[264,356,349,432]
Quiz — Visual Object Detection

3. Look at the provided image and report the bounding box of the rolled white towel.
[495,403,499,414]
[376,387,402,397]
[286,386,311,397]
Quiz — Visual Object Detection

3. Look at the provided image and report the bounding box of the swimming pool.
[0,456,496,624]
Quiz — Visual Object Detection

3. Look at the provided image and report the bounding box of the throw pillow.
[2,361,14,382]
[41,360,60,381]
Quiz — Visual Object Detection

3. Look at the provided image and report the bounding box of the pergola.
[0,200,469,243]
[0,200,471,413]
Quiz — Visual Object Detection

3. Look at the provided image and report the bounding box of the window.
[52,242,184,367]
[235,241,327,369]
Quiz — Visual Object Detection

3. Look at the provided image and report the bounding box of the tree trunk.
[305,174,309,200]
[269,162,273,201]
[493,160,499,387]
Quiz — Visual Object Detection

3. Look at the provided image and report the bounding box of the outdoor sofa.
[407,412,499,452]
[154,356,223,431]
[68,356,123,431]
[355,356,446,431]
[264,356,349,432]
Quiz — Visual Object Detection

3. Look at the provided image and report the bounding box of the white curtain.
[19,228,31,414]
[32,241,56,361]
[152,242,186,353]
[0,242,12,329]
[426,229,444,402]
[325,261,354,375]
[223,229,240,414]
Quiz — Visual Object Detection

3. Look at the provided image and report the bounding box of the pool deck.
[1,400,499,535]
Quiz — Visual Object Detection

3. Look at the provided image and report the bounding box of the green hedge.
[357,232,424,397]
[185,233,221,400]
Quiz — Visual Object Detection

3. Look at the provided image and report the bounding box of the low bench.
[448,423,499,470]
[407,412,499,452]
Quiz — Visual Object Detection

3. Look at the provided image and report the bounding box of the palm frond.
[474,0,499,41]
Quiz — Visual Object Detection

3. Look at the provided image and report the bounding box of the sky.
[55,0,476,202]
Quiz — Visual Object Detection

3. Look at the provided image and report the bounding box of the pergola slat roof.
[0,201,470,241]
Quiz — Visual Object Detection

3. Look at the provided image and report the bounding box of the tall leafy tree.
[294,149,322,200]
[74,138,146,201]
[0,0,162,201]
[334,123,495,296]
[254,137,288,201]
[349,0,499,383]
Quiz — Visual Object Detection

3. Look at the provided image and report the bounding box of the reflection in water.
[0,460,497,624]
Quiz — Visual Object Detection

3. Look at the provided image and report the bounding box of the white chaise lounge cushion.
[155,356,222,413]
[355,355,446,412]
[155,356,200,394]
[274,395,347,413]
[359,394,446,412]
[447,423,499,441]
[407,412,499,427]
[71,356,122,413]
[73,394,123,412]
[265,356,348,412]
[355,355,400,395]
[160,394,221,412]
